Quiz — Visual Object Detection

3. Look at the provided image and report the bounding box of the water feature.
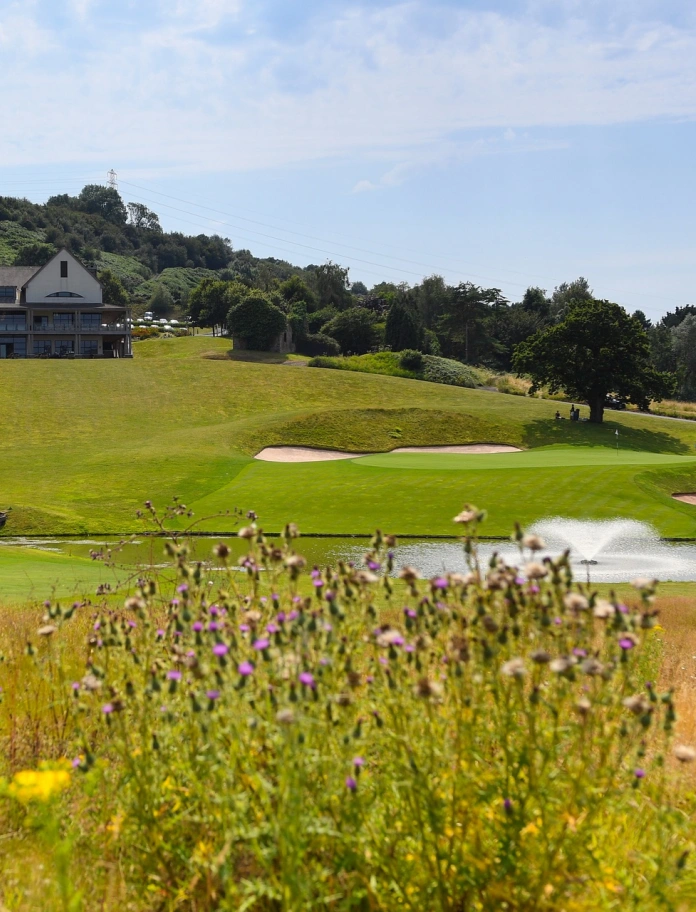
[2,518,696,584]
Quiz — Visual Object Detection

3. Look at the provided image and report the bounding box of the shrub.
[422,355,480,387]
[322,307,376,354]
[2,510,694,909]
[399,349,424,371]
[227,291,288,350]
[299,332,341,357]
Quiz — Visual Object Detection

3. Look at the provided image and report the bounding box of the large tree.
[227,291,287,350]
[385,298,423,352]
[513,298,674,423]
[98,269,129,307]
[322,307,376,354]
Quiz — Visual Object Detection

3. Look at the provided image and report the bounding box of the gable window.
[47,291,83,298]
[60,261,68,278]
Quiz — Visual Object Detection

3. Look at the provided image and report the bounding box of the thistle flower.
[376,629,404,648]
[206,689,220,701]
[634,768,646,779]
[530,650,551,664]
[431,576,448,590]
[213,643,229,657]
[550,656,576,675]
[415,678,443,700]
[81,673,102,692]
[564,593,589,612]
[453,508,478,524]
[501,658,526,679]
[299,672,316,689]
[238,527,255,539]
[619,637,636,650]
[525,562,548,580]
[213,543,230,559]
[623,694,651,715]
[580,658,604,676]
[192,621,203,632]
[632,577,657,591]
[575,697,592,717]
[593,600,615,619]
[37,625,57,637]
[399,566,420,582]
[674,745,696,763]
[345,776,358,792]
[166,670,182,681]
[238,661,254,676]
[353,756,365,768]
[522,534,545,551]
[253,638,270,651]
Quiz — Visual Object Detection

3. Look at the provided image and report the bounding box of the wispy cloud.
[1,1,695,175]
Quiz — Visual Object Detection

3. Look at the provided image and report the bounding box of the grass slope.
[1,336,696,536]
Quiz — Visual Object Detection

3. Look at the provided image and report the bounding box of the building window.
[55,340,74,355]
[53,313,75,328]
[47,291,83,298]
[33,341,52,356]
[80,340,98,356]
[0,286,16,302]
[0,312,26,331]
[60,261,68,278]
[81,313,101,330]
[0,336,27,358]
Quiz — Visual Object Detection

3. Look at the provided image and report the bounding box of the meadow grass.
[2,336,696,536]
[1,514,696,910]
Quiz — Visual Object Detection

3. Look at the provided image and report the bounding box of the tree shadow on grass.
[521,418,691,455]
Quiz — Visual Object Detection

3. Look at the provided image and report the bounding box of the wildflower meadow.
[0,505,695,910]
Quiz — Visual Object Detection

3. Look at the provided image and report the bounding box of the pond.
[2,518,696,584]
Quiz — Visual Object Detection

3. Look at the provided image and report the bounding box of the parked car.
[605,396,627,410]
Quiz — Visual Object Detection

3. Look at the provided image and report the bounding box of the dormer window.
[0,286,16,302]
[46,291,83,298]
[60,261,68,278]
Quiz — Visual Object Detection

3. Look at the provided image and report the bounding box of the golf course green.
[1,335,696,540]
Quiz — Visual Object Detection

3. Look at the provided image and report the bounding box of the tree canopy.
[227,292,287,350]
[513,299,674,423]
[98,269,129,308]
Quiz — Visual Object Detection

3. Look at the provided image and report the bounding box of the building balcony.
[30,322,129,333]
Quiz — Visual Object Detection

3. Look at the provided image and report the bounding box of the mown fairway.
[2,336,696,538]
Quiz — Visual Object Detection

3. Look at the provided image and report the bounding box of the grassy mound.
[2,336,696,536]
[308,351,482,388]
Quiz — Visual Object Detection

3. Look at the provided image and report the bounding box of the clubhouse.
[0,249,132,359]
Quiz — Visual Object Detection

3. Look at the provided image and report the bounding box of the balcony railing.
[30,322,129,333]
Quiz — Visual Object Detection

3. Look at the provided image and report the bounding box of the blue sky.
[1,0,695,319]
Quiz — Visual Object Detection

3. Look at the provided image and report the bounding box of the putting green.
[354,446,696,471]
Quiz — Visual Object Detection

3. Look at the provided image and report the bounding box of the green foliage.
[422,355,479,388]
[287,301,308,341]
[322,307,376,354]
[2,520,694,908]
[98,268,129,307]
[514,299,676,422]
[423,328,441,356]
[313,261,352,310]
[399,349,424,371]
[385,298,423,352]
[297,333,341,356]
[149,284,174,317]
[227,291,288,350]
[78,184,127,225]
[308,305,339,333]
[13,242,56,267]
[279,275,316,311]
[126,202,161,231]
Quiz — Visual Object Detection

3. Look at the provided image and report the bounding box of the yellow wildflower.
[7,763,71,803]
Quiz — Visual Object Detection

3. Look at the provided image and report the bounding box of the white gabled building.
[0,249,132,359]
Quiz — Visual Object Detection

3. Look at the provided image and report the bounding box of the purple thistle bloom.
[528,584,540,594]
[213,643,229,657]
[102,703,114,715]
[320,657,330,666]
[128,620,137,628]
[515,576,525,585]
[391,635,405,646]
[311,569,321,579]
[324,622,333,632]
[366,675,374,684]
[299,672,316,689]
[313,579,324,588]
[379,657,388,666]
[325,590,336,601]
[72,757,81,769]
[433,576,448,589]
[503,798,513,813]
[156,629,165,638]
[170,598,180,607]
[254,638,270,650]
[206,690,220,701]
[209,605,219,616]
[208,621,220,632]
[71,681,80,691]
[634,768,646,779]
[260,596,267,603]
[186,650,196,657]
[292,596,302,604]
[404,608,417,619]
[617,603,629,614]
[573,648,587,657]
[368,561,381,571]
[276,612,286,623]
[239,624,250,633]
[192,621,203,632]
[404,644,415,653]
[288,610,299,620]
[177,584,188,593]
[93,622,100,631]
[345,776,357,792]
[167,670,182,681]
[353,756,365,767]
[238,661,254,676]
[619,638,634,650]
[553,617,562,626]
[266,623,280,634]
[173,631,182,638]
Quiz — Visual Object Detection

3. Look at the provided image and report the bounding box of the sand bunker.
[254,444,521,463]
[673,493,696,505]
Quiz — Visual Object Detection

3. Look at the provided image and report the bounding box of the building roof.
[0,266,42,287]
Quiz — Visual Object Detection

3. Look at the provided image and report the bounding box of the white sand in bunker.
[673,493,696,505]
[254,444,522,462]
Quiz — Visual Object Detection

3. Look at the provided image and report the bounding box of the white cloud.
[1,1,695,174]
